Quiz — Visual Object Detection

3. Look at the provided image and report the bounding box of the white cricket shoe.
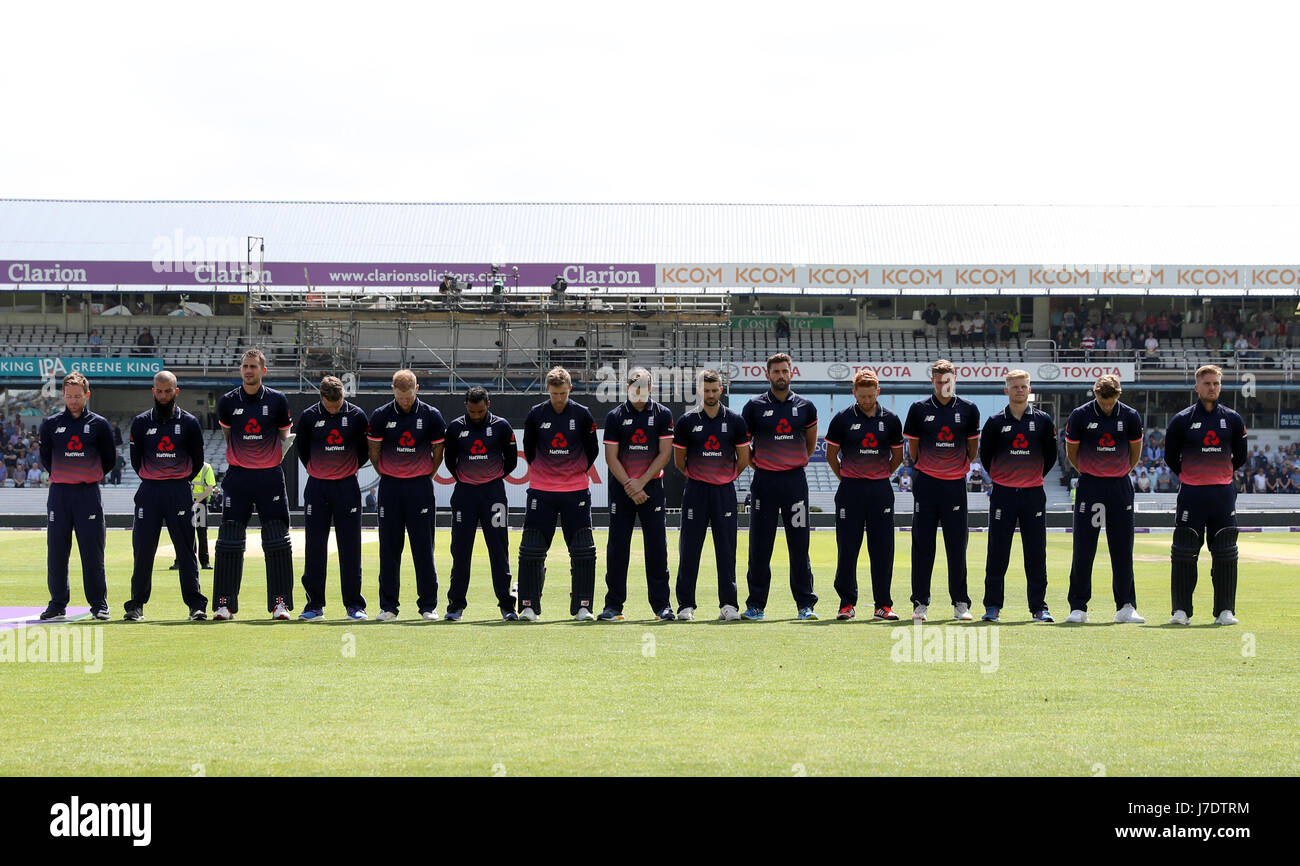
[1215,610,1238,626]
[1170,609,1190,626]
[1114,604,1146,624]
[678,607,695,621]
[574,608,596,621]
[912,604,928,622]
[213,606,233,621]
[519,608,539,621]
[376,610,399,622]
[272,603,290,620]
[718,605,741,621]
[422,610,441,621]
[953,602,973,621]
[1064,609,1088,623]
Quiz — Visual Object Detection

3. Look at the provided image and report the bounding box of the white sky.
[2,0,1297,205]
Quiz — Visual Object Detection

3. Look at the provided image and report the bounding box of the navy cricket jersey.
[978,405,1057,488]
[444,413,518,485]
[824,403,903,480]
[1164,402,1247,486]
[522,399,599,492]
[903,394,981,481]
[604,400,674,480]
[673,405,750,484]
[295,401,370,480]
[367,399,446,479]
[38,409,115,484]
[1064,400,1143,478]
[742,390,817,472]
[218,384,293,470]
[129,407,205,481]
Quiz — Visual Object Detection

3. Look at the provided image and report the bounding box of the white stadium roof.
[2,199,1299,265]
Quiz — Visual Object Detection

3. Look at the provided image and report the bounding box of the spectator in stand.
[960,315,974,346]
[1105,333,1119,356]
[1003,311,1015,346]
[922,303,942,337]
[88,329,104,356]
[1141,331,1158,368]
[111,452,124,486]
[1235,334,1250,361]
[1280,471,1296,494]
[1203,321,1218,350]
[1067,330,1081,356]
[1080,328,1096,360]
[774,314,791,343]
[1156,311,1170,339]
[1252,468,1267,493]
[364,488,378,513]
[948,313,963,347]
[1170,310,1184,339]
[135,327,156,358]
[28,465,42,488]
[971,312,986,346]
[0,461,7,487]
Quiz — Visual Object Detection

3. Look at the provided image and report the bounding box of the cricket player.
[294,376,370,621]
[978,369,1058,623]
[443,386,518,621]
[517,367,600,621]
[903,359,981,621]
[672,369,750,621]
[1164,365,1247,625]
[824,368,904,621]
[1064,374,1146,623]
[213,349,295,621]
[367,370,446,621]
[598,367,675,621]
[741,352,819,620]
[38,372,116,621]
[124,371,209,621]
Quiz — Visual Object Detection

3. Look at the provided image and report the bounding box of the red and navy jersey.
[1065,400,1143,478]
[1164,402,1247,486]
[979,405,1057,488]
[218,385,293,470]
[903,395,981,481]
[673,406,750,484]
[295,401,369,481]
[367,399,446,479]
[129,407,205,481]
[38,409,115,484]
[825,404,903,480]
[444,413,518,485]
[742,390,817,472]
[522,400,599,493]
[604,400,674,480]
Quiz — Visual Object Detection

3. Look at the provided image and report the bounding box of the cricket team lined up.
[37,350,1248,628]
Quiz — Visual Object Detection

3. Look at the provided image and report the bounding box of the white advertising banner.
[719,360,1136,386]
[659,263,1300,290]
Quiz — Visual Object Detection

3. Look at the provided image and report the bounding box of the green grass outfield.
[2,528,1297,777]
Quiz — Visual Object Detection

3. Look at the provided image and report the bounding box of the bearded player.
[1164,365,1248,625]
[741,352,819,621]
[672,369,751,621]
[212,349,295,621]
[124,371,208,622]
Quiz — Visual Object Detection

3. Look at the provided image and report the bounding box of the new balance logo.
[924,415,935,422]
